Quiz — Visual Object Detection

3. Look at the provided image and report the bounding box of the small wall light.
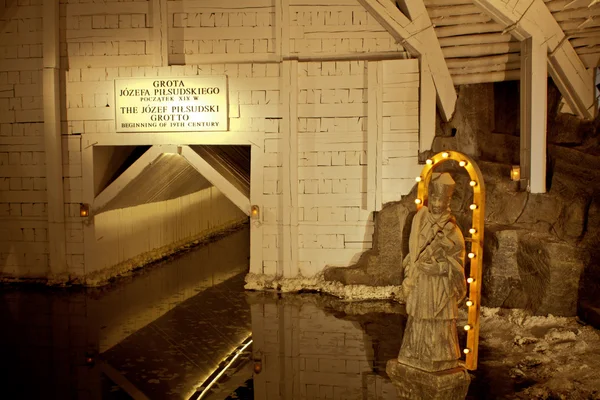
[251,205,260,219]
[511,165,521,181]
[79,203,89,217]
[253,361,262,374]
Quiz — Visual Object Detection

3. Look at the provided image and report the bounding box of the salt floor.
[1,227,599,399]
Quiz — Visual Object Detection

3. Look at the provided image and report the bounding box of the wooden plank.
[419,61,436,153]
[523,36,548,193]
[64,2,148,15]
[297,103,367,118]
[168,0,273,12]
[359,0,456,120]
[181,146,251,215]
[167,27,275,41]
[367,60,378,212]
[298,75,366,89]
[473,0,595,119]
[65,29,151,42]
[92,146,166,212]
[249,144,264,275]
[168,53,280,65]
[66,55,154,69]
[280,60,299,278]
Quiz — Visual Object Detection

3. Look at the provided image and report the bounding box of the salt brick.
[0,203,9,216]
[345,207,360,221]
[21,177,33,190]
[318,179,332,193]
[266,63,279,77]
[119,15,132,29]
[201,13,215,27]
[131,14,145,28]
[173,13,187,28]
[267,38,275,52]
[346,179,360,193]
[33,178,45,190]
[92,15,105,29]
[317,152,331,166]
[29,45,42,58]
[242,12,256,27]
[214,13,228,27]
[229,12,243,27]
[307,63,321,76]
[304,179,318,194]
[239,39,253,53]
[332,179,344,193]
[105,15,118,29]
[256,12,271,26]
[8,153,20,165]
[345,151,360,165]
[225,39,239,54]
[213,40,226,53]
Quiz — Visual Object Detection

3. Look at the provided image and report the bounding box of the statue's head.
[429,173,455,215]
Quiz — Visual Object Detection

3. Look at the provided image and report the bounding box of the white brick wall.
[0,1,47,279]
[2,0,421,282]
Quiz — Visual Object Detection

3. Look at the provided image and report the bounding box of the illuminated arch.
[414,150,485,371]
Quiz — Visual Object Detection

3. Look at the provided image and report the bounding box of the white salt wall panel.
[167,0,276,63]
[381,60,420,204]
[0,2,49,280]
[62,0,152,67]
[289,0,406,56]
[293,61,373,277]
[90,187,246,274]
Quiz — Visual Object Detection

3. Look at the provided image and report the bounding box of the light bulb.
[467,277,474,283]
[469,204,478,210]
[426,159,433,165]
[466,300,474,307]
[415,199,422,205]
[469,180,477,187]
[463,348,470,354]
[468,252,475,259]
[415,176,422,182]
[469,228,476,234]
[464,324,472,331]
[442,152,449,158]
[459,161,467,167]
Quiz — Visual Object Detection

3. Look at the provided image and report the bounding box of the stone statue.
[397,172,467,372]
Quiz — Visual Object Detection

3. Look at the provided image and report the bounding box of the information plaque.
[114,76,228,132]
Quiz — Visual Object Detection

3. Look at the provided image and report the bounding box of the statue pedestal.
[386,359,471,400]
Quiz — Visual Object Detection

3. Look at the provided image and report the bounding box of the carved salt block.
[386,359,470,400]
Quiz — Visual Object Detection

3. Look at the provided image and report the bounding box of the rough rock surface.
[322,80,600,321]
[483,226,590,316]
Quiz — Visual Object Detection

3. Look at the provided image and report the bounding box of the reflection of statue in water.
[398,172,467,372]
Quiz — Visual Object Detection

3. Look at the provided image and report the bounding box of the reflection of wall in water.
[250,299,399,399]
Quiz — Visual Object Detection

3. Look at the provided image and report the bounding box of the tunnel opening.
[87,144,252,282]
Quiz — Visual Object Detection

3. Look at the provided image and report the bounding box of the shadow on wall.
[82,186,247,285]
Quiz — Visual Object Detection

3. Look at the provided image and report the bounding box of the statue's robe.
[398,206,466,372]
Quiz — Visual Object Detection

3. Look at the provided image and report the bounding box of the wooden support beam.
[419,61,436,153]
[367,61,384,212]
[473,0,596,119]
[521,37,548,193]
[280,60,299,278]
[359,0,457,121]
[150,0,168,66]
[92,145,176,213]
[43,0,67,279]
[181,146,251,216]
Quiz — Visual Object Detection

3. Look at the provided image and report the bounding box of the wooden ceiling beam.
[359,0,457,121]
[473,0,597,119]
